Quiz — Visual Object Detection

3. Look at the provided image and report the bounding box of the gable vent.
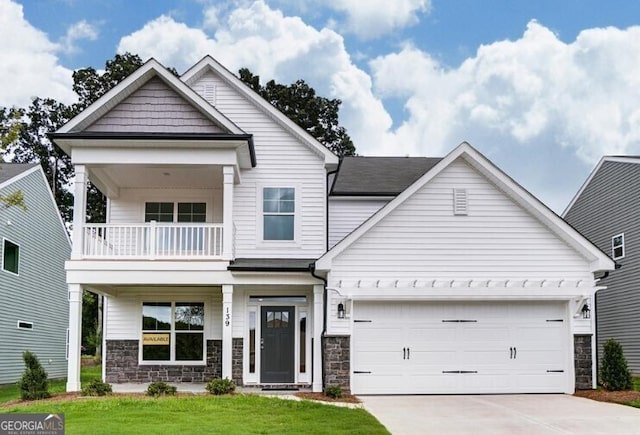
[203,84,216,106]
[453,188,468,215]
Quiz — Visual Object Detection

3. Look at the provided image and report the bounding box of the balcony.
[82,222,227,259]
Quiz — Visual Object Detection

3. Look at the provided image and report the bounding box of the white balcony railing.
[82,222,224,259]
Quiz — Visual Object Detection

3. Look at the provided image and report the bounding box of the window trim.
[2,238,20,275]
[257,184,300,244]
[140,301,206,366]
[612,233,625,260]
[17,321,33,330]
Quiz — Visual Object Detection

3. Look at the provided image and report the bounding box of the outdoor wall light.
[581,303,591,319]
[337,302,345,319]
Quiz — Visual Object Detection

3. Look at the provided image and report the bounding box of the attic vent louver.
[453,188,468,215]
[204,84,216,106]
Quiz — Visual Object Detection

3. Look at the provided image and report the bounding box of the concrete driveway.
[361,395,640,435]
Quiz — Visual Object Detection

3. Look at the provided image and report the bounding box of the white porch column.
[71,165,87,259]
[313,284,324,392]
[66,284,83,392]
[222,166,234,260]
[222,284,233,380]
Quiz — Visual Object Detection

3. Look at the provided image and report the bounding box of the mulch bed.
[295,392,361,404]
[574,389,640,405]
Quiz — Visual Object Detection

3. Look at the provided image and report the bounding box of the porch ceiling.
[89,164,223,191]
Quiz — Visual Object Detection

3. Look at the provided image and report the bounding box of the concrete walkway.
[361,394,640,435]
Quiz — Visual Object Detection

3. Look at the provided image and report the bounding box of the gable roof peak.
[181,55,339,166]
[56,57,244,136]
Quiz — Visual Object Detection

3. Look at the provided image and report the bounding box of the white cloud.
[327,0,431,39]
[0,0,76,108]
[117,0,393,152]
[368,21,640,210]
[59,20,99,54]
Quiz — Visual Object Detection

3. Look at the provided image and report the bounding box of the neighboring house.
[0,163,71,384]
[51,56,614,395]
[563,156,640,375]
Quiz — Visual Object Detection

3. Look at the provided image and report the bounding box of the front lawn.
[0,365,101,405]
[1,394,388,434]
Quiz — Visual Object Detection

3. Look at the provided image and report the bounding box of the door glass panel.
[249,311,256,373]
[281,311,289,327]
[299,313,306,373]
[266,311,274,328]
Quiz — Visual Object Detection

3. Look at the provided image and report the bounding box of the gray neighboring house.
[0,163,71,384]
[563,156,640,375]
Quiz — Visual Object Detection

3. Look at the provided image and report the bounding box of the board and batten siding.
[328,198,389,248]
[105,288,222,341]
[564,160,640,374]
[86,77,224,133]
[0,169,70,384]
[190,71,327,258]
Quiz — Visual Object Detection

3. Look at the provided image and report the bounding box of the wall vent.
[203,84,216,106]
[453,188,468,215]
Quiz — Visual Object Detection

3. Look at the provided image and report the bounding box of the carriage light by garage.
[581,303,591,319]
[337,303,345,319]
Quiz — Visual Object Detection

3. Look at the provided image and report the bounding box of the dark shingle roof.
[0,163,39,184]
[330,156,442,196]
[228,258,314,272]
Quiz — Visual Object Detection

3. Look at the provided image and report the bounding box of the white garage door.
[352,301,570,394]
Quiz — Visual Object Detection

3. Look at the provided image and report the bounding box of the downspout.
[307,162,339,390]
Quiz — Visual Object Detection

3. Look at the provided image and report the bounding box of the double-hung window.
[263,187,295,240]
[142,302,204,362]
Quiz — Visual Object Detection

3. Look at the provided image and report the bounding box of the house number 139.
[225,307,231,327]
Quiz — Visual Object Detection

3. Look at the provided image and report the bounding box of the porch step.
[240,384,312,394]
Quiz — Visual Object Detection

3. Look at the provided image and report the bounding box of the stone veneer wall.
[574,335,593,390]
[232,338,243,385]
[323,336,350,393]
[105,339,222,383]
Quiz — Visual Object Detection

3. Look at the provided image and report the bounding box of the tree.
[6,98,75,221]
[18,351,50,400]
[600,338,633,391]
[238,68,356,157]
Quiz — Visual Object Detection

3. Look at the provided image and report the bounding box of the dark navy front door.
[261,306,295,383]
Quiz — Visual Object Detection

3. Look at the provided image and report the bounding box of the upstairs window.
[612,234,625,260]
[145,202,174,222]
[3,239,19,274]
[263,187,295,240]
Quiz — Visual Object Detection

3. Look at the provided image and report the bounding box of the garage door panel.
[352,301,569,395]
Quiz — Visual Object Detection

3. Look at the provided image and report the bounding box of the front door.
[261,306,295,383]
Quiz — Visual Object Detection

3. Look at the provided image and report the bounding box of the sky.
[3,0,640,213]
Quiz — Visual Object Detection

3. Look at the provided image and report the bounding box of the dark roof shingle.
[330,156,441,196]
[0,163,39,184]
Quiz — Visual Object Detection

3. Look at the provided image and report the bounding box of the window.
[263,187,295,240]
[17,321,33,330]
[612,233,625,259]
[299,312,306,373]
[145,202,174,222]
[141,302,204,362]
[3,239,19,274]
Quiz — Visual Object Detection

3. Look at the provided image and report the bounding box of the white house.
[51,56,614,395]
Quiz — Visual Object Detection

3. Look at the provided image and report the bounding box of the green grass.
[1,394,388,434]
[0,365,101,405]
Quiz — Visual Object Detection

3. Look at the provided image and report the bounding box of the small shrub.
[205,378,235,395]
[146,381,177,397]
[18,351,50,400]
[600,338,633,391]
[82,379,112,396]
[324,385,343,399]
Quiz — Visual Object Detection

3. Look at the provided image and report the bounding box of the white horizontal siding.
[329,158,594,282]
[108,188,219,223]
[105,288,221,340]
[192,71,327,258]
[87,77,224,133]
[329,198,389,248]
